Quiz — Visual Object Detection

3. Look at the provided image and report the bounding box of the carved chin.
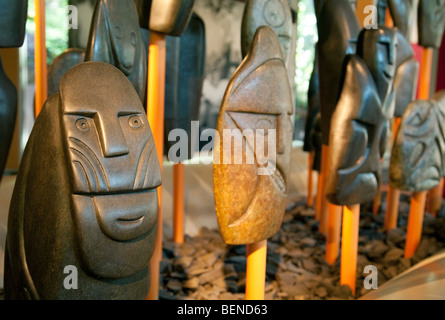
[71,192,157,280]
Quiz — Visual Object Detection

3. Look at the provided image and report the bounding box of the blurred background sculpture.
[390,91,445,192]
[164,13,206,159]
[85,0,147,102]
[4,62,161,300]
[418,0,445,49]
[326,26,397,206]
[213,26,293,245]
[0,0,28,182]
[377,0,415,39]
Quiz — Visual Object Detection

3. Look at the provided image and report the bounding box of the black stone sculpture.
[85,0,147,102]
[0,0,28,181]
[47,48,85,97]
[418,0,445,49]
[326,26,397,206]
[315,0,360,145]
[390,91,445,192]
[134,0,195,36]
[164,13,205,160]
[393,30,419,118]
[4,62,161,300]
[213,26,294,244]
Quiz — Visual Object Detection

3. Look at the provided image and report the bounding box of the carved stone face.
[390,98,445,191]
[326,28,396,206]
[60,62,161,279]
[418,0,445,48]
[241,0,293,62]
[85,0,146,101]
[214,26,293,245]
[357,26,398,113]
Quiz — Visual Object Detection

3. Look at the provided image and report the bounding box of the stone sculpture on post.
[164,13,206,160]
[4,62,161,300]
[85,0,147,102]
[377,0,416,39]
[0,0,28,181]
[418,0,445,49]
[213,26,294,245]
[326,26,397,206]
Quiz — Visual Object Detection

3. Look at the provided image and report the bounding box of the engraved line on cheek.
[69,137,110,191]
[133,137,152,190]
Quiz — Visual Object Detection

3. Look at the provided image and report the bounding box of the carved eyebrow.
[64,111,97,118]
[117,111,144,116]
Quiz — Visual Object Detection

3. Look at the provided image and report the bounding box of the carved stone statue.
[0,0,28,181]
[393,30,419,118]
[47,48,85,97]
[164,13,206,159]
[213,26,293,245]
[315,0,360,145]
[390,91,445,191]
[418,0,445,49]
[377,0,416,39]
[85,0,147,102]
[326,26,397,206]
[4,62,161,300]
[134,0,195,36]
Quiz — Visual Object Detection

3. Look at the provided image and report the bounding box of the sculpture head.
[0,0,28,48]
[390,96,445,191]
[85,0,147,100]
[357,26,398,110]
[213,26,293,244]
[418,0,445,48]
[4,62,161,299]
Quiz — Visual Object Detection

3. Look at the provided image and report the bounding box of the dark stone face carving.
[315,0,360,145]
[0,0,28,48]
[325,27,397,206]
[85,0,147,102]
[164,13,206,159]
[4,62,161,300]
[0,0,28,180]
[418,0,445,48]
[47,48,85,97]
[213,26,293,245]
[393,30,419,117]
[134,0,195,36]
[390,91,445,191]
[0,58,17,180]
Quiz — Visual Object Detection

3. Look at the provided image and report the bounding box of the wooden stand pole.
[427,178,444,217]
[404,191,427,259]
[340,204,360,296]
[315,170,323,221]
[245,240,267,300]
[325,204,343,265]
[173,162,185,244]
[146,32,166,300]
[34,0,47,118]
[307,152,315,208]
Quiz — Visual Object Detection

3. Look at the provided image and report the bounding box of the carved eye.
[75,118,90,132]
[129,115,143,129]
[130,31,137,46]
[114,25,123,39]
[256,119,273,136]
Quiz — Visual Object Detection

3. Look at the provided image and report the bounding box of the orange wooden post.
[315,169,323,221]
[173,162,185,244]
[340,204,360,296]
[384,117,402,231]
[307,152,315,208]
[325,204,343,265]
[245,240,267,300]
[319,144,330,234]
[146,32,166,300]
[404,191,427,259]
[34,0,47,118]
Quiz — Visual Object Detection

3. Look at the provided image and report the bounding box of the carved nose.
[96,116,129,157]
